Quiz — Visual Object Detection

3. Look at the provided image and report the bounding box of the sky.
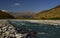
[0,0,60,12]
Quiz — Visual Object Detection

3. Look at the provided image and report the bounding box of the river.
[9,20,60,38]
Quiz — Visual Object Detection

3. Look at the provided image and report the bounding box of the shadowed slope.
[0,10,15,19]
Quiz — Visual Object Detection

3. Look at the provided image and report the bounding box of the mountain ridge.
[0,5,60,19]
[32,5,60,19]
[0,10,15,19]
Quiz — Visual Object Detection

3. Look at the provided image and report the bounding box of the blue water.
[9,21,60,38]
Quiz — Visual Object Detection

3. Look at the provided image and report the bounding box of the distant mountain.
[32,5,60,19]
[0,10,15,19]
[1,5,60,19]
[10,12,36,19]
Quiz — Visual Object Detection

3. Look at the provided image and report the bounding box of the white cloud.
[12,3,21,7]
[15,3,20,5]
[1,10,8,12]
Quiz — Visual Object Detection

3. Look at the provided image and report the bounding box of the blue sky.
[0,0,60,12]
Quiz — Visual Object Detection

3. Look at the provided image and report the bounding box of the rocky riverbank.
[0,20,60,25]
[0,20,60,38]
[10,20,60,25]
[0,20,17,38]
[0,20,36,38]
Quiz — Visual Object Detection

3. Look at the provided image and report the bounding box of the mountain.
[10,12,36,19]
[0,10,15,19]
[32,5,60,20]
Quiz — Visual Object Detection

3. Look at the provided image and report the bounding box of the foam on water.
[9,21,60,38]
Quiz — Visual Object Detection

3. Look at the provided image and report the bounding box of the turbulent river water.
[9,21,60,38]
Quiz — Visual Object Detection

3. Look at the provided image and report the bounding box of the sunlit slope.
[33,5,60,19]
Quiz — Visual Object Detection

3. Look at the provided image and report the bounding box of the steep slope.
[33,5,60,19]
[0,10,15,19]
